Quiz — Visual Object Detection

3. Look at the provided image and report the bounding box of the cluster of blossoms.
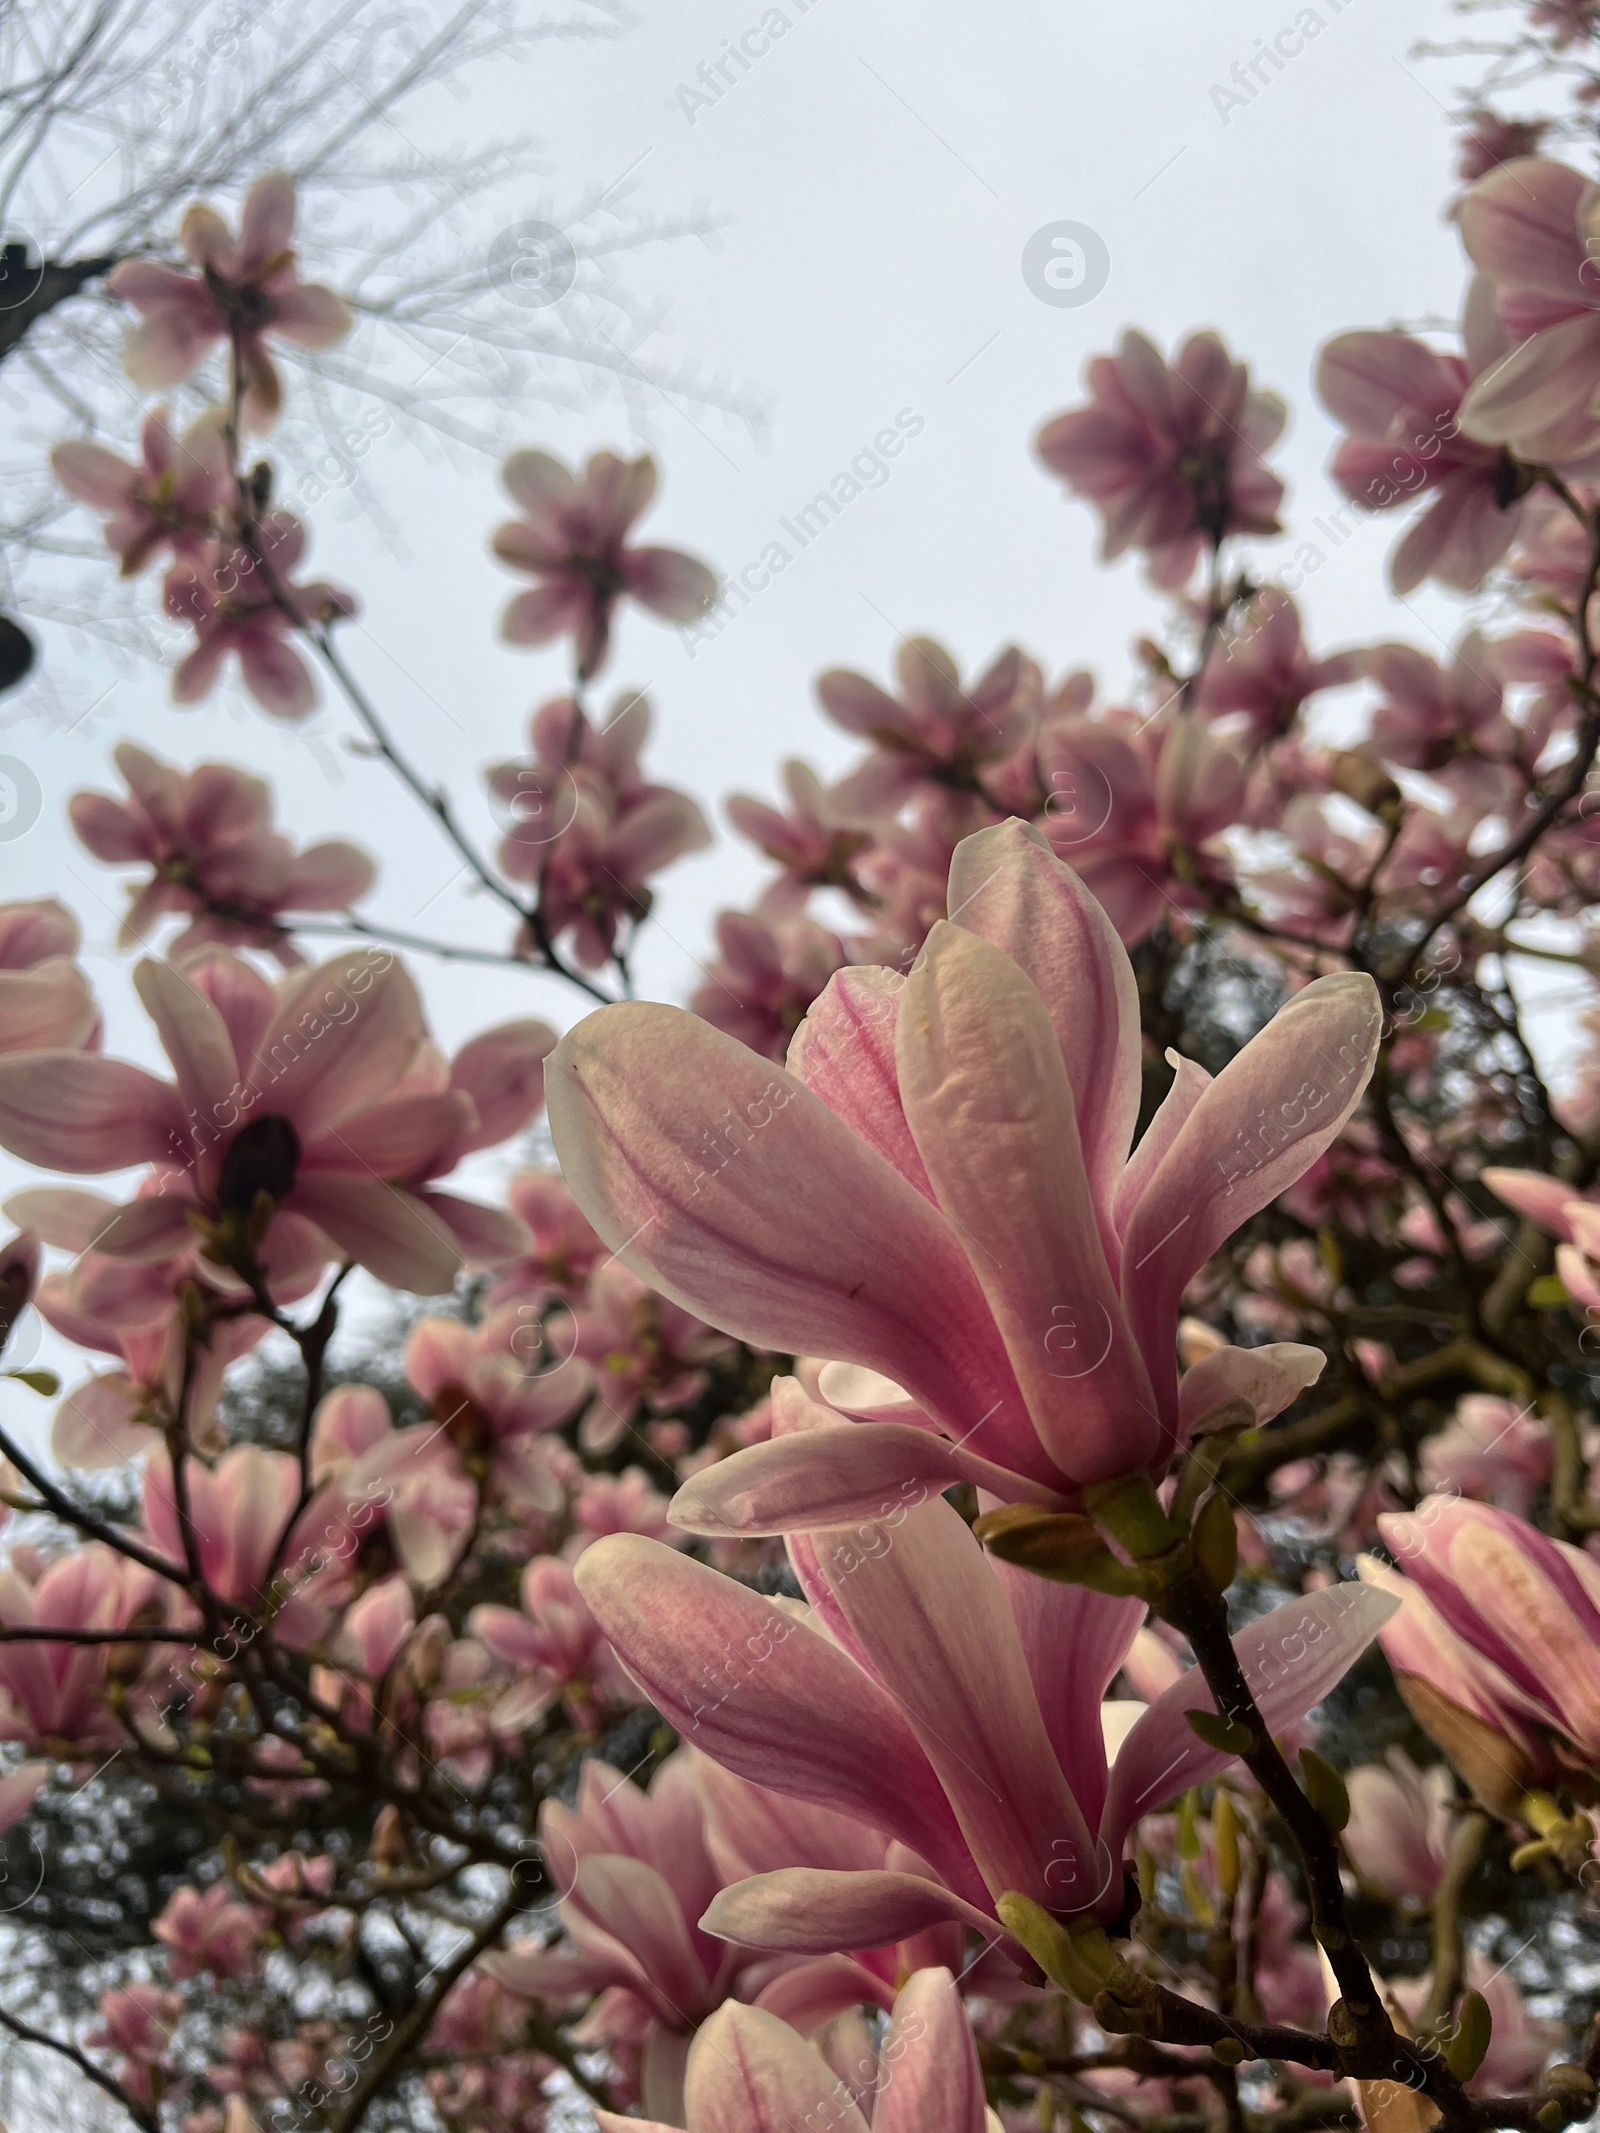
[16,13,1600,2133]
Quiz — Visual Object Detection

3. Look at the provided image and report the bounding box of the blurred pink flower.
[691,905,849,1061]
[493,449,716,678]
[108,173,352,429]
[163,513,355,720]
[153,1882,267,1981]
[1342,1749,1456,1905]
[72,741,374,963]
[1036,329,1286,586]
[816,639,1026,819]
[469,1555,639,1731]
[0,900,98,1056]
[52,408,232,576]
[1196,589,1361,744]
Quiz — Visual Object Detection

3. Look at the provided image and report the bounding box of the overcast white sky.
[3,0,1564,1426]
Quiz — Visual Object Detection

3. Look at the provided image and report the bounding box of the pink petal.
[573,1535,974,1892]
[1178,1341,1326,1433]
[250,952,424,1143]
[897,922,1156,1487]
[286,1174,460,1293]
[814,1497,1102,1910]
[1118,973,1381,1427]
[946,821,1141,1252]
[134,958,239,1126]
[788,968,934,1199]
[702,1869,996,1954]
[684,2002,871,2133]
[1098,1583,1400,1858]
[545,1004,1025,1445]
[874,1969,988,2133]
[0,1053,188,1171]
[51,441,135,510]
[622,546,717,621]
[449,1019,557,1152]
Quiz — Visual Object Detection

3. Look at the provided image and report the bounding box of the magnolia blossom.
[144,1442,301,1607]
[1034,713,1248,944]
[690,905,849,1061]
[563,1260,734,1455]
[52,407,232,575]
[1318,295,1537,593]
[0,1545,169,1753]
[1420,1394,1552,1513]
[0,949,530,1296]
[470,1556,639,1729]
[486,1751,963,2120]
[726,759,872,910]
[576,1501,1395,1960]
[1036,329,1286,586]
[0,899,98,1056]
[1196,589,1361,744]
[153,1882,266,1981]
[1458,157,1600,461]
[71,741,374,961]
[1358,1506,1586,1812]
[1342,1749,1457,1905]
[490,695,711,970]
[1483,1164,1600,1309]
[163,513,355,719]
[488,1167,607,1313]
[592,1969,992,2133]
[815,640,1026,819]
[492,449,717,677]
[108,172,352,428]
[548,821,1380,1522]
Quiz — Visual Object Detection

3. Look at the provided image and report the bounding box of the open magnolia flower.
[592,1968,996,2133]
[547,820,1381,1533]
[576,1496,1396,1955]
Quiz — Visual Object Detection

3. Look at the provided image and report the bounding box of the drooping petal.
[0,1052,189,1172]
[1178,1342,1326,1434]
[285,1174,460,1293]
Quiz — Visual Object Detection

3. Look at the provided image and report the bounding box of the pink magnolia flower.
[1342,1750,1456,1905]
[1357,1518,1570,1812]
[1036,330,1286,586]
[1196,589,1361,745]
[469,1555,639,1730]
[562,1260,735,1455]
[487,1168,607,1313]
[0,948,516,1296]
[576,1501,1395,1961]
[485,1750,951,2118]
[1419,1394,1551,1514]
[0,899,98,1056]
[592,1969,987,2133]
[690,906,849,1062]
[0,1544,168,1753]
[816,640,1027,820]
[1482,1165,1600,1311]
[1033,714,1247,944]
[144,1442,301,1607]
[566,1467,678,1557]
[1457,158,1600,461]
[88,1982,184,2069]
[71,741,375,963]
[726,760,872,911]
[164,514,355,719]
[153,1882,267,1981]
[492,450,716,678]
[304,1383,477,1593]
[1317,299,1538,594]
[403,1305,591,1506]
[548,819,1379,1524]
[490,696,711,970]
[108,173,352,429]
[52,407,232,576]
[1362,634,1515,776]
